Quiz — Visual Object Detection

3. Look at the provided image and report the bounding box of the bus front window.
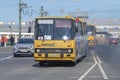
[37,20,54,40]
[36,19,73,40]
[54,19,73,40]
[87,27,92,36]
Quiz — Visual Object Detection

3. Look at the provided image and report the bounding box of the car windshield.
[17,38,34,44]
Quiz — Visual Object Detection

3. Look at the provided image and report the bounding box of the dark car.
[13,38,34,57]
[109,38,118,45]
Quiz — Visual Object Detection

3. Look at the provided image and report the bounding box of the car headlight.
[14,45,18,49]
[30,46,34,49]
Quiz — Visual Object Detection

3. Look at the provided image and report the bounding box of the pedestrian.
[14,36,18,44]
[3,36,8,47]
[10,36,14,46]
[1,36,4,47]
[0,37,1,47]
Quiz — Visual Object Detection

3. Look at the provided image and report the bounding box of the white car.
[13,38,34,57]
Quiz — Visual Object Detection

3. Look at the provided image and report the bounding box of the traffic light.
[9,26,11,28]
[28,26,31,33]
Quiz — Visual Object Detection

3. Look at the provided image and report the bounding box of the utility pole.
[19,0,22,38]
[18,0,27,38]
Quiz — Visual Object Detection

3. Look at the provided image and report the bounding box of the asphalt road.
[0,44,120,80]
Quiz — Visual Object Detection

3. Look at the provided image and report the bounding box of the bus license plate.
[49,54,60,57]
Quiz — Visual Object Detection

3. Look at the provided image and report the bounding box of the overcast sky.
[0,0,120,23]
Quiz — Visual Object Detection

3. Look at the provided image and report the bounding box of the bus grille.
[35,48,73,53]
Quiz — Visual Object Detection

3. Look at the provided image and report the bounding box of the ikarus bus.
[34,16,88,66]
[87,25,96,48]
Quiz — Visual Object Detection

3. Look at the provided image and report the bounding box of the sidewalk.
[0,46,13,51]
[0,46,13,48]
[0,40,14,48]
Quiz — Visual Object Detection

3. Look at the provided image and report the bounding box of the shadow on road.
[32,60,83,67]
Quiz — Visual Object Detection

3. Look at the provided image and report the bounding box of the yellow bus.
[34,16,88,66]
[87,25,96,48]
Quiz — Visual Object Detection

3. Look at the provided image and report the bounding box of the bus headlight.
[68,49,72,53]
[14,45,19,49]
[90,40,93,43]
[36,49,40,53]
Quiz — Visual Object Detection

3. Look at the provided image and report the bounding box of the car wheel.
[39,61,45,66]
[13,54,18,57]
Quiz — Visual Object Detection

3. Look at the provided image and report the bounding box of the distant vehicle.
[87,25,96,48]
[109,38,118,45]
[13,38,34,57]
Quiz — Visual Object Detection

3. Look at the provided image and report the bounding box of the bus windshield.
[36,19,73,40]
[54,19,72,40]
[87,27,92,35]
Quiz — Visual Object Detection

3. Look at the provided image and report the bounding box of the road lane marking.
[96,55,102,63]
[78,51,98,80]
[92,50,108,79]
[98,63,108,79]
[91,51,97,64]
[93,50,102,63]
[0,55,13,61]
[78,63,97,80]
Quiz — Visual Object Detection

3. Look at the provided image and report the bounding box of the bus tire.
[71,61,77,66]
[78,57,83,62]
[83,53,87,58]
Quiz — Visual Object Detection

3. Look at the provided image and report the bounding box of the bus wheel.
[39,61,45,66]
[83,53,87,59]
[71,61,77,66]
[78,57,83,62]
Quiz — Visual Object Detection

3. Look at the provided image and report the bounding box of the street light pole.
[8,22,15,36]
[18,0,27,38]
[19,0,22,38]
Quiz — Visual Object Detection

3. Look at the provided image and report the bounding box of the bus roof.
[35,16,88,23]
[36,16,74,20]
